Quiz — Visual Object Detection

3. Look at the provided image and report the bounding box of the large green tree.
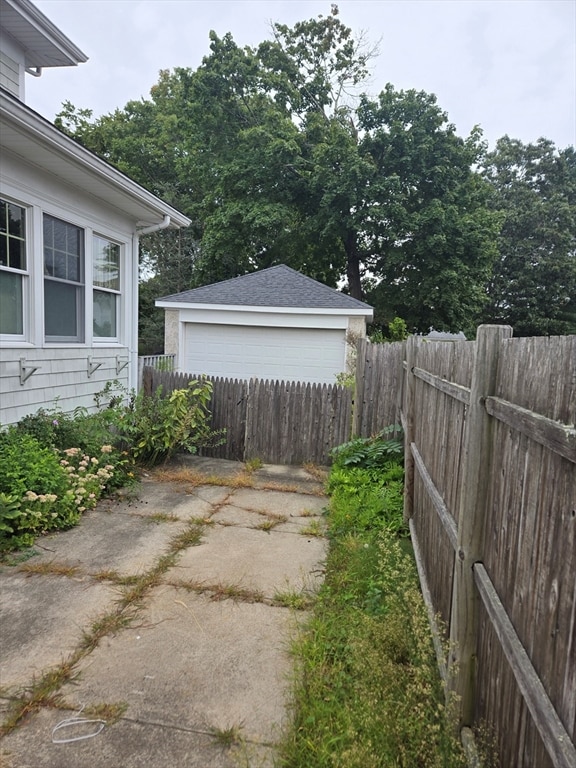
[57,7,500,348]
[482,137,576,336]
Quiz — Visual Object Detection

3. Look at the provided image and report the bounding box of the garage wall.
[183,323,347,384]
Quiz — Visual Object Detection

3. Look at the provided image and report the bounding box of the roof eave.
[2,0,88,67]
[1,92,191,228]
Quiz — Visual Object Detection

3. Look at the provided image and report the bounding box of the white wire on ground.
[51,704,106,744]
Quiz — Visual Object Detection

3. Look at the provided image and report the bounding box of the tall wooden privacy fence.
[393,327,575,768]
[141,368,352,465]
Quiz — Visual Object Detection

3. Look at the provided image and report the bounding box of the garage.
[183,323,346,384]
[156,264,373,386]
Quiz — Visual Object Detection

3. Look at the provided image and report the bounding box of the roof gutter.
[137,215,171,236]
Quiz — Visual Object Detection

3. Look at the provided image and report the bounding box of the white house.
[156,265,374,385]
[0,0,190,426]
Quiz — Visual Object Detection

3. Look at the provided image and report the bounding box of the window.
[0,199,26,336]
[93,235,120,339]
[43,214,84,342]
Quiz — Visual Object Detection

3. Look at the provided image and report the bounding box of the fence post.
[403,335,417,524]
[352,337,367,438]
[447,324,512,728]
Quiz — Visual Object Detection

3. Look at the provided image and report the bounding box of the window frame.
[0,197,28,341]
[43,213,85,344]
[92,233,122,342]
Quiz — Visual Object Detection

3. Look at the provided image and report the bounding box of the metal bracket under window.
[116,356,129,375]
[87,356,104,378]
[20,357,41,385]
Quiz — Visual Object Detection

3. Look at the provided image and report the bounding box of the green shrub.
[14,404,122,460]
[0,431,76,550]
[0,423,129,552]
[101,378,223,466]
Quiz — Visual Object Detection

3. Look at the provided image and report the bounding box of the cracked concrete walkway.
[0,456,328,768]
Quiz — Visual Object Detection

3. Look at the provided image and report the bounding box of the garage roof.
[157,265,373,314]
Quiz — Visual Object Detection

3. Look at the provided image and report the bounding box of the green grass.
[277,455,466,768]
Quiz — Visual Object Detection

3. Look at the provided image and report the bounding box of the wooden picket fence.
[141,368,352,465]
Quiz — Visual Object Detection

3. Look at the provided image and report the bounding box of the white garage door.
[183,324,346,384]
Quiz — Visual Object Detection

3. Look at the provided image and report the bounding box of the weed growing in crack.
[254,519,280,532]
[299,520,323,537]
[146,512,180,524]
[244,458,263,472]
[273,590,315,610]
[19,561,80,578]
[210,723,244,748]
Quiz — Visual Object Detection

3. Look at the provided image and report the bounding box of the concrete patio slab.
[9,509,189,578]
[0,573,117,689]
[168,524,326,597]
[0,709,246,768]
[0,458,328,768]
[55,587,295,745]
[228,487,326,517]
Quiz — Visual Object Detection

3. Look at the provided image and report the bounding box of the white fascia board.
[155,306,370,330]
[0,93,191,228]
[2,0,88,66]
[155,302,374,320]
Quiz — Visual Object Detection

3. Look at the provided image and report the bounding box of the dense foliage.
[0,381,220,552]
[279,431,465,767]
[56,7,502,348]
[55,8,574,346]
[482,137,576,336]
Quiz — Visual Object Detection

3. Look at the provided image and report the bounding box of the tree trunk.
[345,230,362,300]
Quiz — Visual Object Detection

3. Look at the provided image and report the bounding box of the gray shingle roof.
[157,265,372,312]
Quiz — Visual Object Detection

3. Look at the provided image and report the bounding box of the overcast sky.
[26,0,576,150]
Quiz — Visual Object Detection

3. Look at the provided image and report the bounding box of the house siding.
[0,151,138,426]
[0,31,25,98]
[0,346,129,426]
[0,50,20,97]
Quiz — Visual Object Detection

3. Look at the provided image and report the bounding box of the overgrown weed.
[278,431,466,768]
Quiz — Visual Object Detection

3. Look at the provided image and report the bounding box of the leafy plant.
[0,409,131,552]
[330,426,403,469]
[0,492,26,551]
[106,379,224,466]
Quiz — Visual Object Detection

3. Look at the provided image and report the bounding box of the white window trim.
[92,233,122,344]
[0,182,133,351]
[0,195,29,342]
[43,213,85,344]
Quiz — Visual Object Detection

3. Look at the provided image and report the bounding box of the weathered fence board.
[142,369,351,465]
[244,378,352,465]
[474,563,576,768]
[142,329,576,767]
[395,329,576,768]
[353,339,404,437]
